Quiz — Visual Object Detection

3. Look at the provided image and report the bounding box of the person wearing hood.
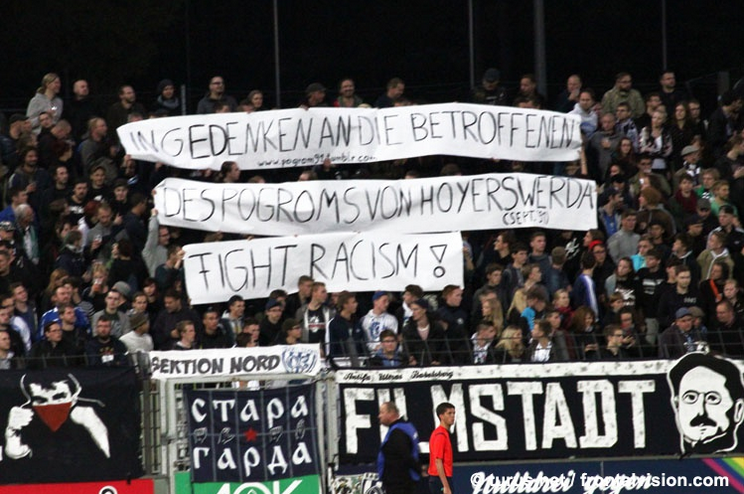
[152,79,180,116]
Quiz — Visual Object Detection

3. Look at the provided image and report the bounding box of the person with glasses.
[370,329,408,368]
[197,76,237,114]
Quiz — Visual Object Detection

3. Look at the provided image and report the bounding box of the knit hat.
[129,311,149,330]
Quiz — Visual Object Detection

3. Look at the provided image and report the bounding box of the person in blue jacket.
[377,401,420,494]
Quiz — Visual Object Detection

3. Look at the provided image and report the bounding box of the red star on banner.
[243,428,258,442]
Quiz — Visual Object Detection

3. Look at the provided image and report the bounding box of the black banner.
[0,367,142,484]
[185,384,320,483]
[337,354,744,463]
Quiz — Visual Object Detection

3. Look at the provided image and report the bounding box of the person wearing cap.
[360,291,398,353]
[401,298,448,366]
[197,76,237,114]
[375,77,405,109]
[302,83,327,108]
[658,307,704,359]
[676,144,702,183]
[684,213,707,256]
[688,306,708,337]
[471,68,508,106]
[120,310,153,353]
[694,197,719,237]
[259,299,285,346]
[88,162,111,201]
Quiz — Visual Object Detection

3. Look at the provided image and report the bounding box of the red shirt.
[427,425,453,477]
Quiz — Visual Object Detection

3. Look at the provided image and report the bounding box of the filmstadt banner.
[118,103,581,170]
[149,345,322,381]
[185,384,321,483]
[182,232,463,304]
[154,173,596,235]
[336,354,744,463]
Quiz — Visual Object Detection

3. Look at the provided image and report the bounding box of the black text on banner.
[182,232,463,305]
[155,173,596,236]
[118,103,581,169]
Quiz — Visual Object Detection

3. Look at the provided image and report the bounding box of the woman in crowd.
[401,299,448,366]
[638,109,673,177]
[493,326,525,363]
[570,306,601,360]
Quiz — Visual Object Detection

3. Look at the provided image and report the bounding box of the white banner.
[149,345,322,380]
[154,173,597,236]
[182,232,463,304]
[118,103,581,169]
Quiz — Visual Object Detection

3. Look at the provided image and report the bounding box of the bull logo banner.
[185,384,320,483]
[0,368,142,484]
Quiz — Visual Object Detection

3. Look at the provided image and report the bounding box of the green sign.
[174,472,321,494]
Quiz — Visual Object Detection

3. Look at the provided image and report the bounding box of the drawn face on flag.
[27,381,78,431]
[668,353,744,454]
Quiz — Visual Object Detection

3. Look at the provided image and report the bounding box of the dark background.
[1,1,743,115]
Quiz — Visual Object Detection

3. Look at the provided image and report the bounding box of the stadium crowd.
[0,68,744,369]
